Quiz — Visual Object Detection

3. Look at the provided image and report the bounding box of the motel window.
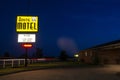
[85,51,87,56]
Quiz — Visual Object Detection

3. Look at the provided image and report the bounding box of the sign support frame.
[25,48,28,67]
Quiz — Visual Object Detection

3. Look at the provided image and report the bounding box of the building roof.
[91,39,120,50]
[93,40,120,47]
[79,39,120,52]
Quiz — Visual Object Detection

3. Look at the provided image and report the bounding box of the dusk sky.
[1,0,120,57]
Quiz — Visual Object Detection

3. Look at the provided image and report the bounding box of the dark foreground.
[0,65,120,80]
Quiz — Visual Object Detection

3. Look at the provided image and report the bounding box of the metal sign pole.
[25,48,28,67]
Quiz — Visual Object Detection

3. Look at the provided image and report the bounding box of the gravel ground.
[0,65,120,80]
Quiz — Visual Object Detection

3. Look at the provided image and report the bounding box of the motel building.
[76,40,120,64]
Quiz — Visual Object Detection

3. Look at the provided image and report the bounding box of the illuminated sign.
[16,16,38,32]
[18,34,36,43]
[22,44,32,48]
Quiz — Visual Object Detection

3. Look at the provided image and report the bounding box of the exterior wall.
[98,49,120,64]
[77,41,120,64]
[78,48,120,64]
[78,49,94,64]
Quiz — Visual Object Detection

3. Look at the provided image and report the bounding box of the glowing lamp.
[22,44,32,48]
[74,54,79,58]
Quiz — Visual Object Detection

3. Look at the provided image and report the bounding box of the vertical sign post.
[16,16,38,67]
[25,48,28,67]
[22,44,32,67]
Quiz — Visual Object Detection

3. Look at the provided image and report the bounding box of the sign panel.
[18,34,36,43]
[16,16,38,32]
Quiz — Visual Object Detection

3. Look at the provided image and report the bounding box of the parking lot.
[0,65,120,80]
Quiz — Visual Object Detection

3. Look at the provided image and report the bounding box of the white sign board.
[18,34,36,43]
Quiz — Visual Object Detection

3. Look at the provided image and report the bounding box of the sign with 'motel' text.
[18,34,36,43]
[16,16,38,32]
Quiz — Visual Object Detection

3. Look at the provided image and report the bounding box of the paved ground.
[0,65,120,80]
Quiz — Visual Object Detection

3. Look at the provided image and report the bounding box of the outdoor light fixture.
[22,44,32,48]
[74,54,79,58]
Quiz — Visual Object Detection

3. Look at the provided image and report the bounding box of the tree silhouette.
[31,52,36,58]
[59,50,68,61]
[4,52,10,57]
[35,48,43,58]
[0,53,2,57]
[19,53,26,58]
